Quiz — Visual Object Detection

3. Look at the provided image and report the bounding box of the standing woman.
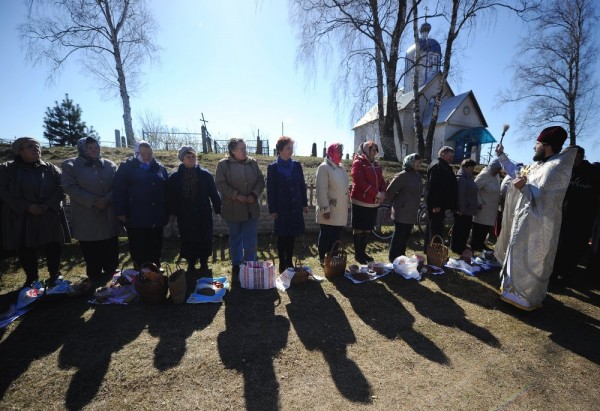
[168,146,222,275]
[316,143,349,265]
[450,159,478,254]
[61,137,119,284]
[215,138,265,278]
[471,158,502,251]
[0,137,70,287]
[384,153,423,262]
[350,141,386,264]
[113,141,168,270]
[267,136,308,273]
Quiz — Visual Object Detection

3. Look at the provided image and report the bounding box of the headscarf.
[326,143,343,166]
[12,137,39,155]
[177,145,196,162]
[134,140,153,170]
[356,141,378,162]
[403,153,421,171]
[488,158,502,172]
[77,136,103,167]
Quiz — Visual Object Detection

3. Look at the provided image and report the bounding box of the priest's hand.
[513,176,527,190]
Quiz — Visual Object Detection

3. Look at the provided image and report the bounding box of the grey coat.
[61,156,119,241]
[0,158,70,249]
[384,169,423,224]
[215,156,265,223]
[456,168,479,217]
[473,167,501,226]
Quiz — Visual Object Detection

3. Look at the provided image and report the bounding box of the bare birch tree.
[19,0,158,145]
[417,0,536,161]
[498,0,598,145]
[289,0,417,161]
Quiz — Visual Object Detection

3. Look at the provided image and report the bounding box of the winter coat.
[456,167,479,217]
[473,166,501,226]
[113,156,169,228]
[426,157,457,211]
[350,154,386,207]
[562,160,600,225]
[215,156,265,223]
[384,169,423,224]
[267,159,308,236]
[61,155,119,241]
[168,164,222,259]
[315,158,349,226]
[0,157,70,249]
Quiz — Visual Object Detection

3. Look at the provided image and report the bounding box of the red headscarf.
[327,143,342,165]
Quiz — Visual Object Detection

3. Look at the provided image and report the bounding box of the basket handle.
[266,248,277,266]
[430,235,445,245]
[328,240,345,257]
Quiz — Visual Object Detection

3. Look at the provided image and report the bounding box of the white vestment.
[495,147,576,310]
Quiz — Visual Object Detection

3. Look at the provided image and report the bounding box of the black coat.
[562,160,600,225]
[426,158,457,211]
[168,164,222,260]
[0,157,70,249]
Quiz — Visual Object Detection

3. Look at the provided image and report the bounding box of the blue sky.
[1,0,598,164]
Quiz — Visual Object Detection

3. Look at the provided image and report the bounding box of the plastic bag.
[393,256,421,280]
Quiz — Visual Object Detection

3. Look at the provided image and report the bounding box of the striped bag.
[239,261,277,290]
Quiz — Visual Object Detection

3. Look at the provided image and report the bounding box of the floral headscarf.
[326,143,343,165]
[403,153,421,171]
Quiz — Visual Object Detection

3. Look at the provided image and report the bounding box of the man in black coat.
[425,146,458,248]
[552,146,600,285]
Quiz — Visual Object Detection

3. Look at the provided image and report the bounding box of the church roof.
[421,90,488,128]
[351,74,456,129]
[406,37,442,56]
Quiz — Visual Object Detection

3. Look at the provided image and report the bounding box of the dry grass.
[0,147,598,410]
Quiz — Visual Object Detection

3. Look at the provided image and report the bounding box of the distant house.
[352,21,495,163]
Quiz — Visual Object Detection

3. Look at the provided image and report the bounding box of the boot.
[354,233,369,264]
[285,258,294,272]
[362,233,374,263]
[232,264,240,284]
[186,258,197,274]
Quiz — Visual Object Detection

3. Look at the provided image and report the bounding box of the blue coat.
[113,157,168,228]
[267,160,307,236]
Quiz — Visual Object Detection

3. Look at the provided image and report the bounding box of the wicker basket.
[427,235,448,267]
[324,240,347,279]
[135,263,168,304]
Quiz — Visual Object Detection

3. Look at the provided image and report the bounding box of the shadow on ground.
[286,281,372,403]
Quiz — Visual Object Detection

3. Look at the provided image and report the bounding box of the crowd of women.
[4,135,591,291]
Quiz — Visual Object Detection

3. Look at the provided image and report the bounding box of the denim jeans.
[227,219,259,265]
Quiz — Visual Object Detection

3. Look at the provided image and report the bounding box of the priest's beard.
[533,146,546,162]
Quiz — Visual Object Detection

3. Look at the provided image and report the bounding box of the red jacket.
[350,154,386,206]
